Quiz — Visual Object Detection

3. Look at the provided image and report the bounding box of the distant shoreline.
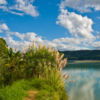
[60,50,100,61]
[64,60,100,69]
[68,60,100,64]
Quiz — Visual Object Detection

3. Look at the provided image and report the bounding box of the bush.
[0,38,68,100]
[36,90,60,100]
[0,79,68,100]
[0,48,25,85]
[0,80,27,100]
[24,42,67,78]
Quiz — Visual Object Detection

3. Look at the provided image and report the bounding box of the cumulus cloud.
[9,31,43,42]
[0,0,7,5]
[56,9,95,40]
[9,0,39,17]
[5,36,32,50]
[5,32,43,50]
[52,37,91,51]
[91,41,100,49]
[60,0,100,12]
[0,23,9,33]
[0,0,39,17]
[56,0,98,50]
[0,23,88,51]
[53,37,81,45]
[0,23,100,51]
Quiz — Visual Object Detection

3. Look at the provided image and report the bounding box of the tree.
[0,38,8,58]
[0,46,25,84]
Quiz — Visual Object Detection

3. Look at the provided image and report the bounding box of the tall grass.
[0,38,68,100]
[0,78,68,100]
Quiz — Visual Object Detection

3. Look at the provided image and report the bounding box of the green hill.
[60,50,100,60]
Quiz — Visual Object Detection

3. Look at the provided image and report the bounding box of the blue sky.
[0,0,100,51]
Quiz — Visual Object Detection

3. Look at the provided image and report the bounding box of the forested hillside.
[60,50,100,60]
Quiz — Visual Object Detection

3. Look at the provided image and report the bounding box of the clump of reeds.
[0,38,69,100]
[23,41,68,81]
[23,41,67,70]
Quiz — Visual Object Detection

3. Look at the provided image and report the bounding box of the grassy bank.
[0,38,68,100]
[0,79,68,100]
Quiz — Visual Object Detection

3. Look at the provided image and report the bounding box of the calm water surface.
[63,63,100,100]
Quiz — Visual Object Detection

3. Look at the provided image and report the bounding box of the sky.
[0,0,100,51]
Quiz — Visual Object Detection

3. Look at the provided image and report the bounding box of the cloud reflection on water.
[63,69,100,100]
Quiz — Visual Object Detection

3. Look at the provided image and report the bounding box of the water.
[63,63,100,100]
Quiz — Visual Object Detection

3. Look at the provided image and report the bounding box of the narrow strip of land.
[72,60,100,63]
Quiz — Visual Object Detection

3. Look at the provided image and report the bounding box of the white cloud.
[56,9,95,40]
[91,41,100,49]
[56,0,100,50]
[9,32,42,42]
[0,0,7,5]
[0,23,9,33]
[9,0,39,17]
[0,23,100,51]
[0,0,39,17]
[24,32,42,42]
[4,29,88,51]
[5,36,33,50]
[9,32,25,40]
[53,37,81,45]
[5,31,43,50]
[60,0,100,12]
[55,0,100,50]
[52,37,92,51]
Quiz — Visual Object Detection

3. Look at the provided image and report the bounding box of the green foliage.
[42,67,68,100]
[0,79,68,100]
[0,38,68,100]
[24,43,67,78]
[0,38,8,57]
[0,80,27,100]
[60,50,100,60]
[36,90,60,100]
[66,62,100,69]
[43,67,64,90]
[0,48,25,85]
[24,46,57,78]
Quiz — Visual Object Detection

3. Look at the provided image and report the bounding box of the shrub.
[23,42,68,99]
[0,80,27,100]
[24,42,67,78]
[0,48,25,85]
[0,38,8,58]
[36,90,60,100]
[0,38,68,100]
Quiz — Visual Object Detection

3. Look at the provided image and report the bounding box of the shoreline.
[68,60,100,64]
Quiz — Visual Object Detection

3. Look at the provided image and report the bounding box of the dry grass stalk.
[15,48,17,51]
[33,41,35,48]
[23,46,27,53]
[39,42,42,49]
[48,45,52,52]
[29,45,32,50]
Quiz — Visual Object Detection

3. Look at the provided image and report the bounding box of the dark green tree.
[0,38,8,57]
